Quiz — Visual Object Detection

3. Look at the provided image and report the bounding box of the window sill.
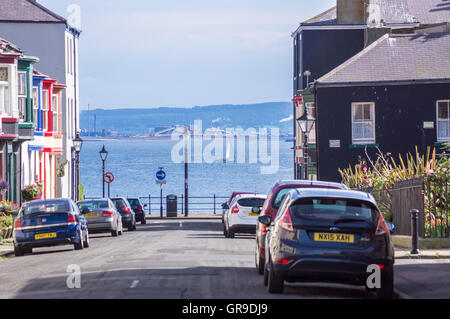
[349,143,379,149]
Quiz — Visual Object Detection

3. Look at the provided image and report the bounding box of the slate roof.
[301,0,450,26]
[0,36,22,55]
[316,32,450,85]
[0,0,66,23]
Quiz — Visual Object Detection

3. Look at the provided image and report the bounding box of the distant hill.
[80,102,293,135]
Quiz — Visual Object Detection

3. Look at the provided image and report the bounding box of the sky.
[39,0,336,109]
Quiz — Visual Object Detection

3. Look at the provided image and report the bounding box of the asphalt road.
[0,219,376,299]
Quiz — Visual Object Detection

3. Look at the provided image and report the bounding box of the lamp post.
[297,108,315,180]
[73,132,83,201]
[184,127,189,217]
[99,145,108,198]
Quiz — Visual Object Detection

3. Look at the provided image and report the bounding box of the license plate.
[248,213,259,217]
[314,232,354,243]
[85,213,98,218]
[35,233,57,240]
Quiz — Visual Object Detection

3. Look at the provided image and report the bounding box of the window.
[0,66,10,115]
[305,102,316,118]
[42,90,49,131]
[32,87,39,126]
[52,95,58,132]
[18,72,27,121]
[352,102,375,144]
[437,100,450,141]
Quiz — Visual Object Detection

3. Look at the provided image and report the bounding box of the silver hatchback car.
[77,199,123,237]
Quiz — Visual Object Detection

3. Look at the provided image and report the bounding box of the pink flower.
[443,168,447,172]
[427,169,434,176]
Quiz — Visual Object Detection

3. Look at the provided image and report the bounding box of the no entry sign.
[104,172,114,184]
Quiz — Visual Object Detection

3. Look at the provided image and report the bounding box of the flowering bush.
[0,200,18,215]
[21,181,43,202]
[0,179,9,192]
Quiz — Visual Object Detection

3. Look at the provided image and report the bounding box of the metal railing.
[139,195,229,216]
[424,174,449,238]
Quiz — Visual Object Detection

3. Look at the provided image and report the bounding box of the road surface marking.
[130,280,139,289]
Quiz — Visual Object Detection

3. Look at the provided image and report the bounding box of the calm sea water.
[80,138,293,212]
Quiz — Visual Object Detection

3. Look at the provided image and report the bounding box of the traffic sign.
[104,172,114,184]
[156,170,166,181]
[156,180,167,185]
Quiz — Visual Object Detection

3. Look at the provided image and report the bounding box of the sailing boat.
[223,139,232,163]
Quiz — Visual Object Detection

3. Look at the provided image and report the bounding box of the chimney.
[336,0,369,24]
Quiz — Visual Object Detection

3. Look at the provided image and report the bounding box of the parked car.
[111,197,136,231]
[13,198,89,256]
[223,194,267,238]
[221,192,254,223]
[127,198,147,224]
[255,180,348,274]
[77,199,123,236]
[259,188,394,299]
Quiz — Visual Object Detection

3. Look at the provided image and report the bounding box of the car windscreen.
[78,201,109,212]
[237,198,266,207]
[290,197,378,223]
[21,200,70,216]
[272,188,295,209]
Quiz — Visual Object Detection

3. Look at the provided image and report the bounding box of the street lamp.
[99,145,108,198]
[73,132,83,201]
[297,108,315,180]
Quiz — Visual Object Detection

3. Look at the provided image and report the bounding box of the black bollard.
[410,209,420,255]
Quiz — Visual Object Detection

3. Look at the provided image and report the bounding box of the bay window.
[18,72,27,121]
[42,90,49,131]
[52,94,58,132]
[0,66,11,116]
[32,87,39,127]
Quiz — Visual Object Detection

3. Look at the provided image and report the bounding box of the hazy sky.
[39,0,335,109]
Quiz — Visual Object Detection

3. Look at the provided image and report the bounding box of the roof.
[316,32,450,85]
[273,180,348,189]
[0,36,22,55]
[0,0,66,23]
[300,0,450,27]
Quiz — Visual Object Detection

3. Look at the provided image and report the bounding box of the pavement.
[0,218,449,299]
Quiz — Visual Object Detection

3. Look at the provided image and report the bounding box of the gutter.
[315,78,450,89]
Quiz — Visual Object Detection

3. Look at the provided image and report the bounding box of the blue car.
[13,198,89,256]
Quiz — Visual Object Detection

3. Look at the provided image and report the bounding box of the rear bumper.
[14,226,80,248]
[88,222,115,232]
[121,214,133,225]
[229,224,256,234]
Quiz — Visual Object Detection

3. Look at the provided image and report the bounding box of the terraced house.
[292,0,450,180]
[0,0,81,200]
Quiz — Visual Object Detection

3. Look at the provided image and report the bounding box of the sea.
[80,137,294,213]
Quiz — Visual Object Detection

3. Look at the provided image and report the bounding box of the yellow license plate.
[248,213,259,217]
[85,213,98,217]
[314,232,354,243]
[35,233,57,240]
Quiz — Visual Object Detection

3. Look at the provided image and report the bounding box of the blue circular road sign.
[156,170,166,181]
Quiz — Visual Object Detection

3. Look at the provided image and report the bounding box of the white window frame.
[437,100,450,142]
[42,90,49,131]
[18,71,27,121]
[0,64,14,116]
[52,94,59,132]
[32,87,39,126]
[351,102,376,144]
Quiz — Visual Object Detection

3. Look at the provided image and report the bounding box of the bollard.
[410,209,420,255]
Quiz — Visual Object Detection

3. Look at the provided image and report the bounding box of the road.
[0,219,375,299]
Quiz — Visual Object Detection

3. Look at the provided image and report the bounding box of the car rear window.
[127,199,139,207]
[78,200,109,211]
[272,188,295,209]
[21,200,70,216]
[112,199,126,209]
[237,198,266,207]
[290,197,378,223]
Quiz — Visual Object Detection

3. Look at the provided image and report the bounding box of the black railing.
[424,174,449,238]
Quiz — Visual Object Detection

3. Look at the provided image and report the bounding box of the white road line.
[179,222,183,228]
[130,280,139,289]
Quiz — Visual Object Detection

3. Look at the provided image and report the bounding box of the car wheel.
[112,226,119,237]
[263,262,269,286]
[223,225,229,238]
[74,228,84,250]
[256,246,264,275]
[376,267,394,299]
[119,224,123,236]
[141,217,146,225]
[83,229,90,248]
[228,230,235,238]
[14,245,24,257]
[133,220,137,230]
[128,222,133,231]
[267,259,284,294]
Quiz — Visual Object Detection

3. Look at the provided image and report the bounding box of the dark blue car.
[13,198,89,256]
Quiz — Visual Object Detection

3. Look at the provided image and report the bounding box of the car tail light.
[279,208,294,232]
[122,207,130,213]
[375,214,389,236]
[260,223,267,234]
[137,205,143,210]
[275,258,292,264]
[231,205,239,214]
[102,210,114,217]
[14,219,22,229]
[68,214,77,224]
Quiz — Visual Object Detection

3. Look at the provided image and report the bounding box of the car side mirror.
[258,215,272,226]
[222,203,229,210]
[252,207,261,214]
